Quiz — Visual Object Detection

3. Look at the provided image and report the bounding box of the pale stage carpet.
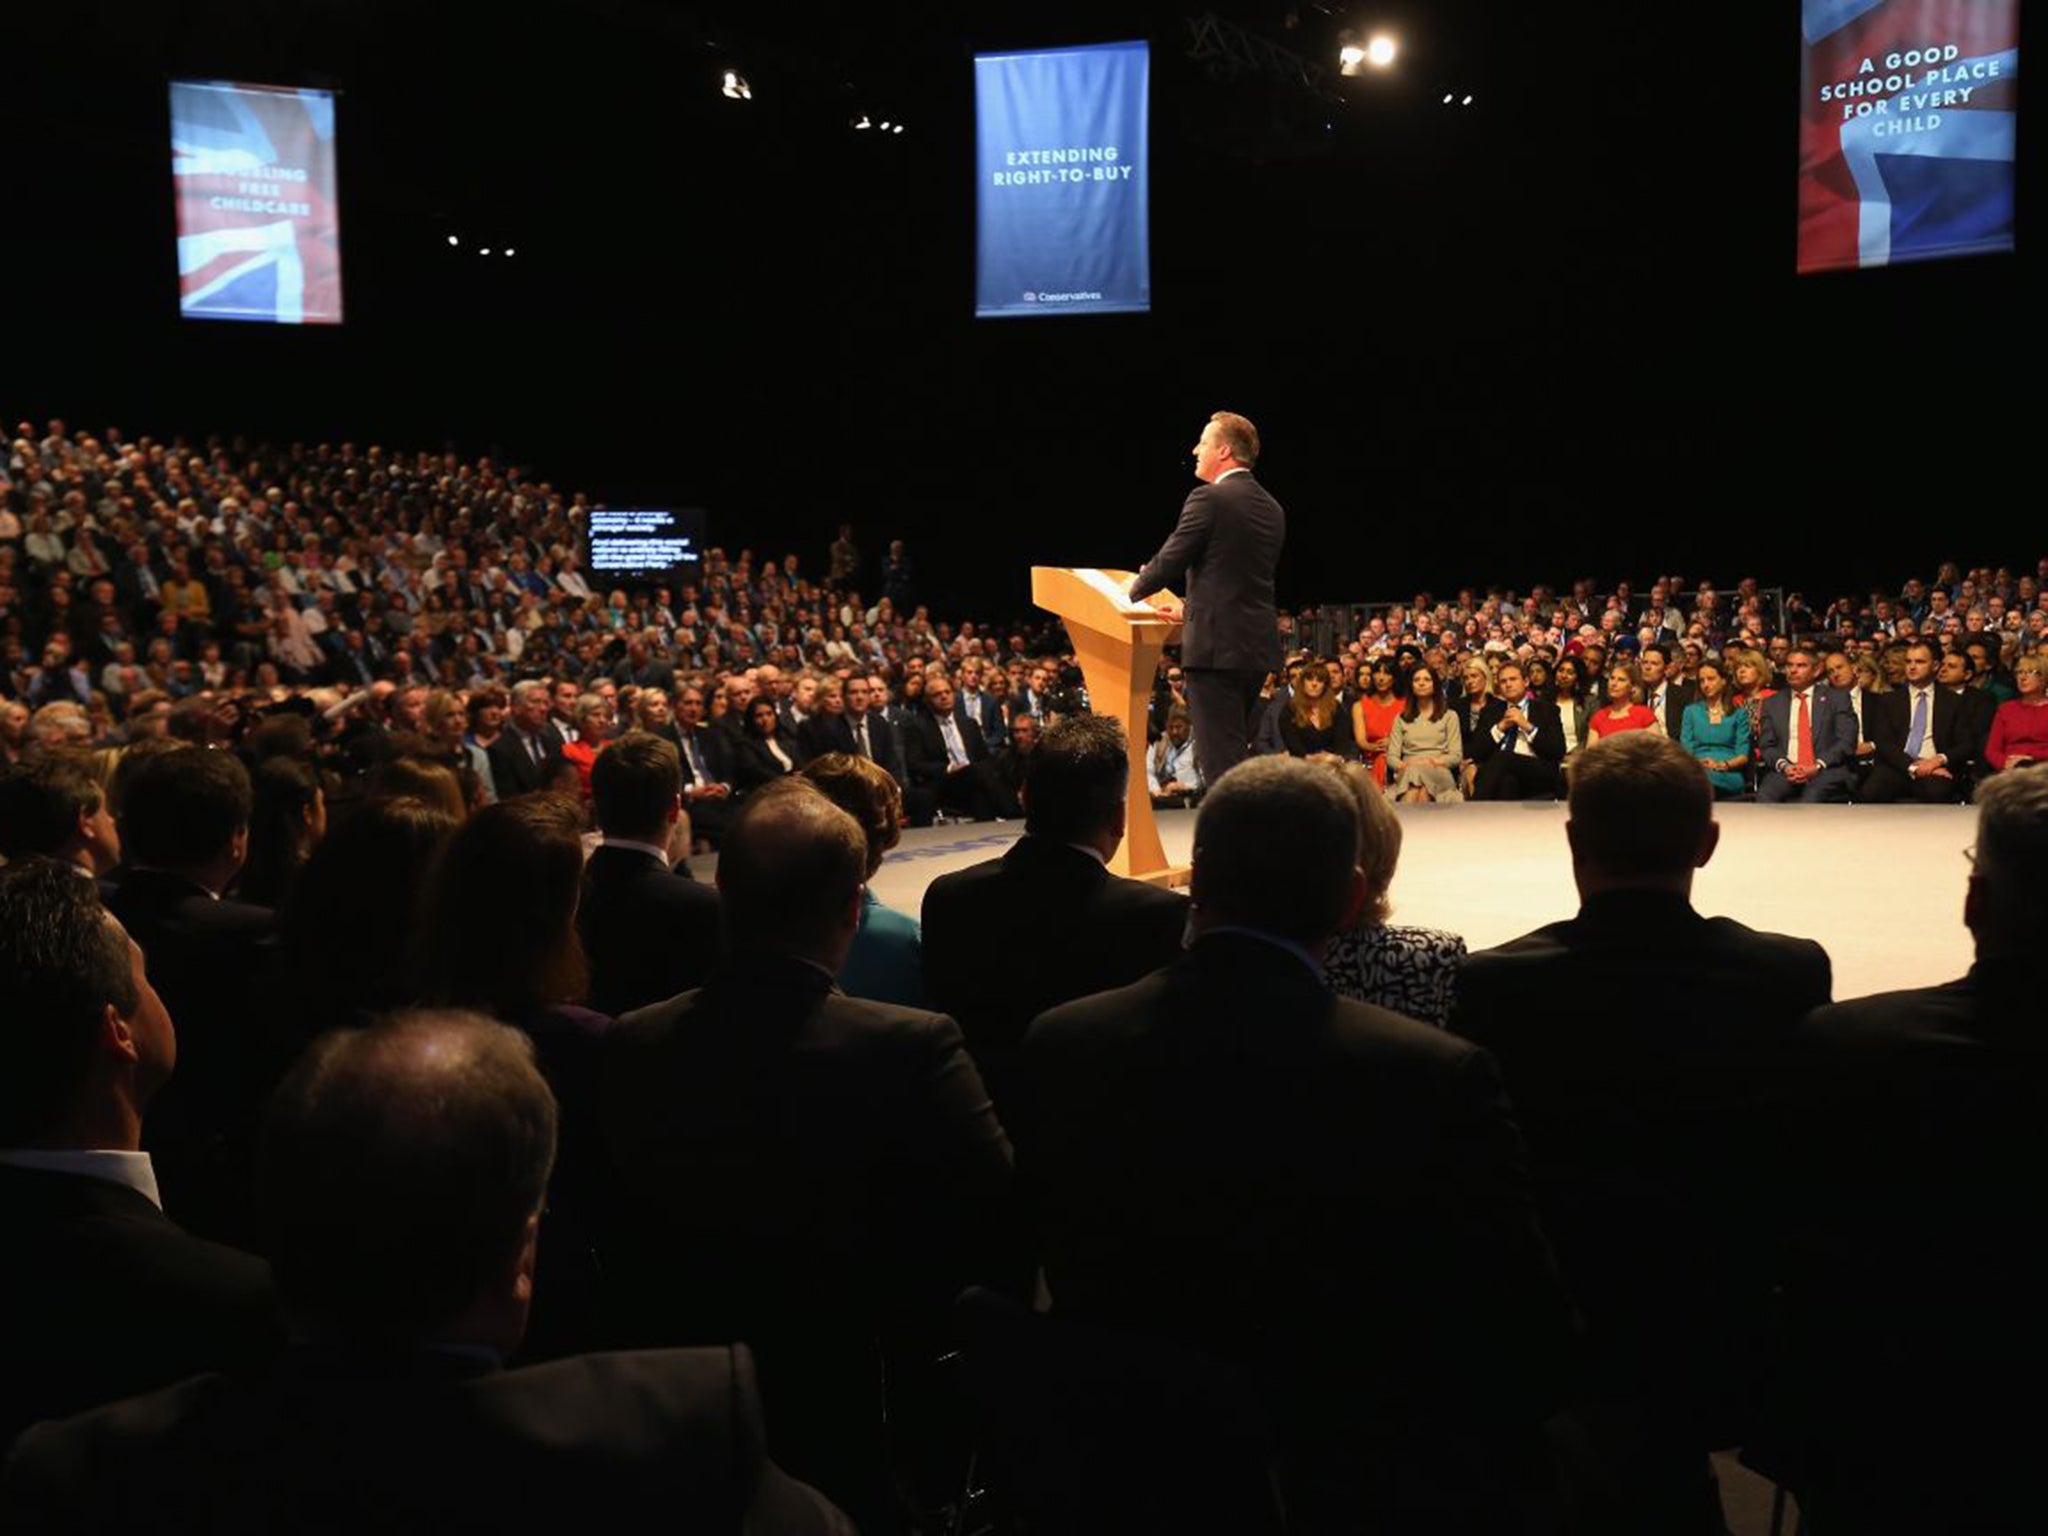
[861,802,1977,1004]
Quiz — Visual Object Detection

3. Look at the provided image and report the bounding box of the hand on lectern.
[1145,593,1184,621]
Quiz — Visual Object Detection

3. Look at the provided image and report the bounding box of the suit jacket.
[1129,470,1284,673]
[901,702,990,791]
[1643,679,1696,739]
[1450,890,1832,1442]
[105,871,280,1241]
[730,728,807,795]
[577,844,723,1017]
[1015,934,1572,1522]
[796,710,856,763]
[0,1343,850,1535]
[846,710,907,787]
[676,724,736,792]
[485,722,568,797]
[0,1165,280,1452]
[1774,958,2045,1531]
[590,954,1016,1520]
[921,836,1189,1115]
[1868,682,1983,778]
[1754,686,1858,773]
[1467,696,1566,766]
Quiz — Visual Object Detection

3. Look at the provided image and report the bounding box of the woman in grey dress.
[1320,760,1467,1027]
[1385,667,1464,803]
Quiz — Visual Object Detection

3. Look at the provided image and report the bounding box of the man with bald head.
[1,1009,849,1533]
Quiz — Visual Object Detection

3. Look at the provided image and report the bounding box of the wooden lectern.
[1032,567,1189,887]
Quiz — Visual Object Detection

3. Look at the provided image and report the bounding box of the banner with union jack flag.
[1798,0,2018,273]
[171,80,343,324]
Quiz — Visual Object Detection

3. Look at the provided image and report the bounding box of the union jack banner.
[171,80,343,324]
[1799,0,2018,273]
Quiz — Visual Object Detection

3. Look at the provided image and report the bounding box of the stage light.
[854,115,871,129]
[1443,93,1454,104]
[479,247,492,256]
[1462,94,1474,105]
[1366,35,1397,67]
[446,235,460,248]
[721,69,752,101]
[1339,44,1365,69]
[504,248,516,257]
[878,120,891,131]
[892,124,904,135]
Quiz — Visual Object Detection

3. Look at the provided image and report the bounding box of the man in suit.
[579,732,722,1018]
[1774,768,2048,1534]
[844,674,906,785]
[107,747,279,1243]
[1128,411,1284,785]
[485,679,567,798]
[1015,757,1571,1529]
[1938,645,1997,771]
[1640,642,1695,738]
[957,657,1007,750]
[0,860,281,1453]
[1754,648,1858,802]
[1469,660,1567,800]
[1860,640,1978,803]
[1450,733,1833,1532]
[901,674,1012,821]
[1823,649,1880,792]
[591,780,1017,1527]
[609,634,675,693]
[674,682,737,848]
[922,715,1187,1118]
[0,1009,850,1534]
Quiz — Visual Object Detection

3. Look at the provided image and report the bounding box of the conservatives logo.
[1023,291,1036,302]
[1024,289,1105,304]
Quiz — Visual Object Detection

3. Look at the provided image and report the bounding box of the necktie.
[1906,688,1930,759]
[855,717,871,759]
[1795,693,1813,767]
[686,732,709,782]
[942,716,968,768]
[528,731,543,768]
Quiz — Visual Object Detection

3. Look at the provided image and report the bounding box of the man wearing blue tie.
[1861,641,1977,803]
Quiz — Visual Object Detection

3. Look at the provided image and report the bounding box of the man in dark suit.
[579,732,721,1017]
[0,753,123,884]
[1129,411,1284,785]
[591,781,1017,1528]
[1774,768,2048,1534]
[901,674,1012,821]
[107,748,279,1242]
[0,1010,850,1534]
[0,861,279,1452]
[674,682,737,849]
[1860,639,1978,802]
[923,715,1187,1118]
[1450,733,1833,1531]
[1640,642,1695,738]
[608,634,675,693]
[1754,647,1858,802]
[485,679,568,798]
[844,674,907,785]
[1469,660,1567,800]
[1017,757,1573,1531]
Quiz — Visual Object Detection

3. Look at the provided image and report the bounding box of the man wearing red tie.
[1755,648,1857,803]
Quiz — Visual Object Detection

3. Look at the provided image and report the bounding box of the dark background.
[3,0,2036,617]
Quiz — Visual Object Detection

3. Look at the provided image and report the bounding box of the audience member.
[922,715,1189,1116]
[558,692,615,796]
[1470,661,1566,800]
[800,752,923,1007]
[0,753,122,878]
[1754,648,1857,802]
[1450,732,1833,1531]
[1322,760,1467,1026]
[1550,654,1590,764]
[991,706,1040,804]
[1277,658,1354,758]
[232,756,324,909]
[0,861,279,1451]
[1350,657,1402,789]
[902,673,1009,822]
[579,732,721,1018]
[1774,767,2048,1533]
[1385,665,1463,802]
[1639,643,1694,738]
[1586,661,1658,743]
[1015,757,1572,1530]
[486,679,567,798]
[590,780,1015,1528]
[0,1010,851,1533]
[1862,640,1977,803]
[1982,651,2048,772]
[1677,658,1750,799]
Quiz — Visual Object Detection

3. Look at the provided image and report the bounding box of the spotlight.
[878,120,891,131]
[1442,93,1454,104]
[479,247,492,256]
[721,69,752,100]
[1339,44,1366,70]
[1462,94,1474,105]
[854,115,871,129]
[892,124,904,135]
[446,235,460,248]
[1366,35,1397,67]
[504,248,516,258]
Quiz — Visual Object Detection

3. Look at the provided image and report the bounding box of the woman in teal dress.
[799,751,926,1006]
[1679,658,1751,798]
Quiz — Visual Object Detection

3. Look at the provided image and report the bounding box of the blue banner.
[975,42,1150,318]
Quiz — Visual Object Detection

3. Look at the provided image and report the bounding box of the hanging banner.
[976,41,1150,318]
[1798,1,2018,273]
[171,80,344,324]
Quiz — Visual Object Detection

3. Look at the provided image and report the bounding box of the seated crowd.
[5,415,2048,1533]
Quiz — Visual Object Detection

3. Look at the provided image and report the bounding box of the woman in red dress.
[1586,661,1658,744]
[1350,658,1404,788]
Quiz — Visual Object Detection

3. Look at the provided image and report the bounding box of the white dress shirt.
[0,1148,162,1209]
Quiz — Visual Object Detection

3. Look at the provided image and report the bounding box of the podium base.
[1131,863,1192,890]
